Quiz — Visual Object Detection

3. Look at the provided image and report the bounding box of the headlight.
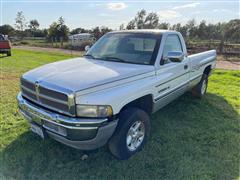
[76,105,113,118]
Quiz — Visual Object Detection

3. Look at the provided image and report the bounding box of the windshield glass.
[86,33,160,65]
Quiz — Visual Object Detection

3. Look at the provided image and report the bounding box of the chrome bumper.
[0,49,10,52]
[17,93,118,150]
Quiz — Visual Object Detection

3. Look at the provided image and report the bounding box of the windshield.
[86,33,161,65]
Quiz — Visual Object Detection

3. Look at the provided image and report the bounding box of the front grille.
[20,78,75,116]
[39,86,68,101]
[21,88,37,101]
[21,79,35,91]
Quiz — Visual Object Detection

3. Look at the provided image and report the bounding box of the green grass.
[0,49,239,180]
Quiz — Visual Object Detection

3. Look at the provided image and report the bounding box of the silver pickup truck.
[17,30,216,159]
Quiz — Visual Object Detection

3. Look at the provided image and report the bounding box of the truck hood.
[22,57,154,92]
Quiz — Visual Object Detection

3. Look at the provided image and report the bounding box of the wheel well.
[204,65,212,76]
[120,94,153,115]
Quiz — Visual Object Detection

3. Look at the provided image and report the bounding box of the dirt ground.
[13,46,240,70]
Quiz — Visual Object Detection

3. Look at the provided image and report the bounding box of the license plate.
[30,123,45,139]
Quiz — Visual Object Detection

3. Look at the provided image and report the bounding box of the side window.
[162,35,183,58]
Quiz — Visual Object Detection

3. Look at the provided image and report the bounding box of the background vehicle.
[18,30,216,159]
[0,34,11,56]
[68,33,95,50]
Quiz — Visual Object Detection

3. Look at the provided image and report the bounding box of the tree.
[197,20,208,39]
[29,20,39,31]
[225,19,240,43]
[28,19,40,37]
[15,11,27,34]
[144,12,159,29]
[126,9,159,29]
[47,17,69,41]
[100,26,111,35]
[186,19,197,39]
[119,23,124,30]
[126,20,136,30]
[56,17,69,40]
[48,22,58,39]
[0,24,15,36]
[70,28,88,35]
[172,23,188,38]
[92,27,101,39]
[135,9,147,29]
[91,26,112,40]
[158,22,169,30]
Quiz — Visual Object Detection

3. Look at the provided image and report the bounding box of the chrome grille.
[39,86,68,101]
[20,78,75,116]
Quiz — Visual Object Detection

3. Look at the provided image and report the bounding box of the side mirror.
[166,51,184,62]
[85,45,90,52]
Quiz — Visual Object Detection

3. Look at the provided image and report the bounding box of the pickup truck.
[0,34,11,56]
[17,30,216,159]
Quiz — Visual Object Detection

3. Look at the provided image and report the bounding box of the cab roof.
[108,29,177,35]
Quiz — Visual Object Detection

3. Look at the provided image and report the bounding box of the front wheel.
[108,107,150,160]
[192,74,208,98]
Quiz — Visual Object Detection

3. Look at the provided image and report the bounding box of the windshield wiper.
[101,56,127,63]
[83,54,96,59]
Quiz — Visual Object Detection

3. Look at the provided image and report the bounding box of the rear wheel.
[192,74,208,98]
[7,51,11,56]
[108,107,150,160]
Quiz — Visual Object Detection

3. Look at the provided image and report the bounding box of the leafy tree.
[56,17,69,40]
[225,19,240,43]
[15,11,27,32]
[0,24,15,36]
[171,23,188,38]
[186,19,197,39]
[126,9,159,29]
[47,17,69,41]
[158,22,169,30]
[91,27,101,40]
[135,9,147,29]
[48,22,58,39]
[91,26,112,40]
[29,20,39,31]
[126,20,136,30]
[119,23,124,30]
[70,28,88,35]
[197,20,208,39]
[100,26,112,35]
[28,19,40,37]
[144,12,159,29]
[33,29,47,37]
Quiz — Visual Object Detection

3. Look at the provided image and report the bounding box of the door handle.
[184,65,188,70]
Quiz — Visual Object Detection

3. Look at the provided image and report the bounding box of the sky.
[1,0,239,30]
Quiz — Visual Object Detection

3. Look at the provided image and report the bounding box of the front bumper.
[17,93,118,150]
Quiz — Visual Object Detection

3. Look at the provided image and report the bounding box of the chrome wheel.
[126,121,145,151]
[201,79,207,95]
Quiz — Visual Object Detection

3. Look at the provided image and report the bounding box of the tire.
[108,107,150,160]
[192,74,208,98]
[7,51,11,56]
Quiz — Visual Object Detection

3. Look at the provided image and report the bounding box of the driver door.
[153,34,190,111]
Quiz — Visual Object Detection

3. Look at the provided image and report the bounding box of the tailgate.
[0,41,11,49]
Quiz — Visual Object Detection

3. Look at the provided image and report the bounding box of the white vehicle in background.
[68,33,95,49]
[18,30,216,159]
